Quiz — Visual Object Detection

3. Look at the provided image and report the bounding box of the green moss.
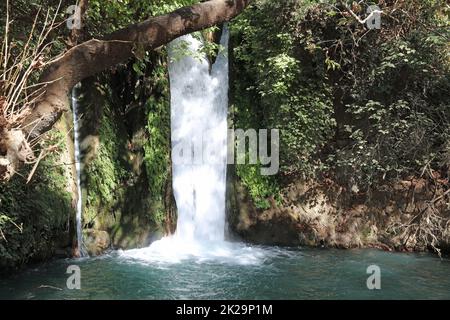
[0,130,73,271]
[84,96,128,226]
[143,54,172,227]
[80,52,174,245]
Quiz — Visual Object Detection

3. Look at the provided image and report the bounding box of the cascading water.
[122,26,265,265]
[71,85,86,257]
[169,26,229,243]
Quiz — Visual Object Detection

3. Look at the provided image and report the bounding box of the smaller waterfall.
[71,85,86,257]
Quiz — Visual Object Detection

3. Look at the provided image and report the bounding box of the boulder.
[83,229,111,256]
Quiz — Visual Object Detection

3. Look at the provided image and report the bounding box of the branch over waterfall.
[0,0,253,182]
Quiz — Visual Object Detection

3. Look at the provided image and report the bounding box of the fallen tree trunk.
[0,0,252,181]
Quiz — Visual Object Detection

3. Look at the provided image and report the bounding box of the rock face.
[228,167,450,253]
[1,59,177,273]
[83,230,111,256]
[74,66,175,253]
[0,116,75,273]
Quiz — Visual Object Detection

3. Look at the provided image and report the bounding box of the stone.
[83,229,111,256]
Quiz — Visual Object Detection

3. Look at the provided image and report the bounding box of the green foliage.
[84,98,128,224]
[169,39,206,63]
[143,55,171,226]
[79,63,172,235]
[3,0,449,261]
[322,0,450,189]
[0,130,72,271]
[87,0,200,35]
[231,0,449,206]
[331,99,441,188]
[236,164,280,209]
[232,0,336,175]
[82,48,174,230]
[168,27,224,63]
[231,0,335,205]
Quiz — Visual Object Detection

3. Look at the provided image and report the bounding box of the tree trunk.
[0,0,252,181]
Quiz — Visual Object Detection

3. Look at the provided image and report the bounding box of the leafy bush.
[231,0,336,203]
[231,0,449,205]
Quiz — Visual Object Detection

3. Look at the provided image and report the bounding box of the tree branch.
[1,0,253,181]
[22,0,252,140]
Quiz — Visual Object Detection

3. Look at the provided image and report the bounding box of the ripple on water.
[118,238,274,266]
[1,248,450,299]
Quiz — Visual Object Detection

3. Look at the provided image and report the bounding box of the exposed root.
[388,188,450,257]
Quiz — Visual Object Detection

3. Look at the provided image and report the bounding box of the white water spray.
[122,26,266,265]
[169,26,229,242]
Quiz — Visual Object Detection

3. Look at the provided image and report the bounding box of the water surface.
[1,246,449,300]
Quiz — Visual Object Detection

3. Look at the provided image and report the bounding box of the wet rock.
[83,229,111,256]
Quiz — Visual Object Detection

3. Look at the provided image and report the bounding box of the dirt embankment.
[228,172,450,255]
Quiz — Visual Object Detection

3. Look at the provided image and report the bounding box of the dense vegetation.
[0,0,449,270]
[231,0,449,208]
[0,0,197,270]
[0,130,72,270]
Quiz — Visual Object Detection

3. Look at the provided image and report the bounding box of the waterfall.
[71,85,86,257]
[169,25,229,242]
[122,26,266,264]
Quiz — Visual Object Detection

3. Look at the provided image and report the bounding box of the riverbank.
[228,171,450,255]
